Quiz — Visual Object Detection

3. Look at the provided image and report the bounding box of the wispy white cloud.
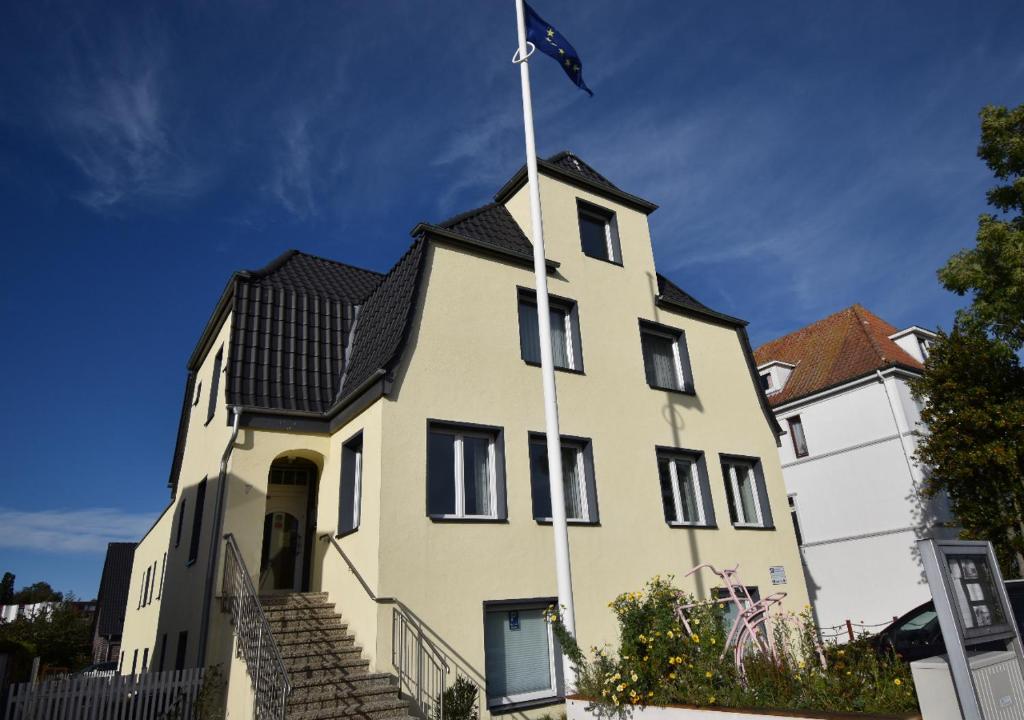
[265,110,319,219]
[0,507,153,553]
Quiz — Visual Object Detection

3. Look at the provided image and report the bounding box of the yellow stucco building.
[120,152,808,719]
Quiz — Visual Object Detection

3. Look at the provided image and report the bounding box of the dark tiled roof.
[754,304,924,407]
[340,240,427,397]
[227,251,382,414]
[438,203,534,256]
[546,151,619,190]
[95,543,136,638]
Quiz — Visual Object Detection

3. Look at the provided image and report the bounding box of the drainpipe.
[876,370,918,483]
[198,405,243,667]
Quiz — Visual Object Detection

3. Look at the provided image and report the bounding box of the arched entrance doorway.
[260,457,319,594]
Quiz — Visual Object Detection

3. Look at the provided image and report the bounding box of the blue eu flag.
[524,2,593,96]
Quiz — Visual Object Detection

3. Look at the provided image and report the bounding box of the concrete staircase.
[260,592,413,720]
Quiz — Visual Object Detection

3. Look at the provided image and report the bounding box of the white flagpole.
[513,0,577,688]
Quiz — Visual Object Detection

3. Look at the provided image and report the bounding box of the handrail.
[318,533,450,669]
[222,533,291,720]
[320,534,485,720]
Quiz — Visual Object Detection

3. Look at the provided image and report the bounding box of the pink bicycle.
[674,563,787,674]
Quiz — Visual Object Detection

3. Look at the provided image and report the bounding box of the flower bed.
[550,577,920,716]
[566,696,921,720]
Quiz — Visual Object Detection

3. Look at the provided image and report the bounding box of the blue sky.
[0,1,1020,597]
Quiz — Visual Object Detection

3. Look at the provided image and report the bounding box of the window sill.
[428,516,507,524]
[335,529,360,539]
[731,524,776,531]
[523,360,585,376]
[581,253,623,268]
[647,383,696,397]
[668,522,718,530]
[536,518,600,527]
[488,694,563,715]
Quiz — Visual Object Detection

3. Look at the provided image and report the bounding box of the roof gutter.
[198,405,242,667]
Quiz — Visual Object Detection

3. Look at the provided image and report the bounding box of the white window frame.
[724,460,763,527]
[351,445,363,529]
[665,457,705,526]
[485,604,558,706]
[642,327,686,391]
[579,207,616,263]
[438,430,498,520]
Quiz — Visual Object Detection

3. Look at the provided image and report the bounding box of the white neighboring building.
[754,304,956,632]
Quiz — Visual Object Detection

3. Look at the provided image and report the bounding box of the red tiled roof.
[753,305,924,407]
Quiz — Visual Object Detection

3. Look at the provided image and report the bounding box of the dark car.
[867,579,1024,663]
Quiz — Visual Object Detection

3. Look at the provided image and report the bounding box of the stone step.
[274,626,353,646]
[288,671,395,695]
[285,657,372,684]
[282,646,365,672]
[278,636,357,656]
[286,696,411,720]
[267,615,348,634]
[264,606,341,622]
[287,682,399,713]
[260,592,330,607]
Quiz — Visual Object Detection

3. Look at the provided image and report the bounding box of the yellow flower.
[643,656,649,662]
[705,671,713,679]
[600,650,608,657]
[669,672,677,680]
[667,630,674,639]
[709,637,716,645]
[616,684,626,692]
[550,613,558,622]
[894,679,902,686]
[708,696,716,704]
[631,672,638,682]
[693,618,700,625]
[846,671,852,676]
[798,660,806,669]
[691,634,700,643]
[838,650,845,657]
[675,656,683,664]
[602,690,608,697]
[639,634,648,643]
[648,692,654,698]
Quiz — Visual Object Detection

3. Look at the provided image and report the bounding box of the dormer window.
[918,337,931,361]
[759,373,773,391]
[577,200,621,264]
[756,361,794,396]
[888,326,937,364]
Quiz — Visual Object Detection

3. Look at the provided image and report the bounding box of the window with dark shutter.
[656,449,715,527]
[339,433,363,536]
[175,500,187,548]
[528,435,599,524]
[206,348,222,424]
[187,479,207,564]
[426,422,506,521]
[639,321,695,394]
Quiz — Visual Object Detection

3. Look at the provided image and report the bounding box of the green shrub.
[432,675,480,720]
[549,576,918,715]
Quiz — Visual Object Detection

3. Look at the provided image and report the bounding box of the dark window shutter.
[695,456,716,527]
[677,331,695,393]
[657,457,676,523]
[752,461,774,528]
[339,435,362,536]
[582,441,599,523]
[426,431,456,517]
[529,440,553,521]
[518,300,541,364]
[175,500,186,548]
[722,463,738,524]
[207,349,222,423]
[188,479,207,564]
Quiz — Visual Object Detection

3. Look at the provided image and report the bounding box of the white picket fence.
[3,668,205,720]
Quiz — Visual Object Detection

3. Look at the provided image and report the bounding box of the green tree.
[11,581,63,605]
[0,572,14,604]
[913,103,1024,576]
[0,597,93,671]
[938,104,1024,350]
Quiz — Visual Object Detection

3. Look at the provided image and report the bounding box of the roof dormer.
[888,326,937,364]
[756,360,795,396]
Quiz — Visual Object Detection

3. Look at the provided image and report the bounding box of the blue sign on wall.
[508,611,520,631]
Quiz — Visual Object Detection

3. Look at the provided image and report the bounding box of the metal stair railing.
[320,534,482,720]
[221,533,291,720]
